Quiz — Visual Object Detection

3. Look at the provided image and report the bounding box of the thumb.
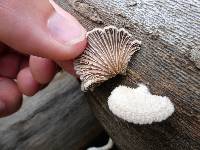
[0,0,87,60]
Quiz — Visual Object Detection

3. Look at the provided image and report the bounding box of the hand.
[0,0,87,117]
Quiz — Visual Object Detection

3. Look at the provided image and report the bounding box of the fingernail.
[0,100,6,114]
[48,1,86,45]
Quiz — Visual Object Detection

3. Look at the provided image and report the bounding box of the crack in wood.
[69,0,103,24]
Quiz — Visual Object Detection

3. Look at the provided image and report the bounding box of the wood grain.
[56,0,200,149]
[0,73,102,150]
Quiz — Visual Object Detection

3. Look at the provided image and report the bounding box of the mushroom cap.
[108,84,175,124]
[74,26,141,91]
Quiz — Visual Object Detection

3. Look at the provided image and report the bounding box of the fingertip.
[29,56,57,84]
[17,67,41,96]
[57,60,76,76]
[47,0,88,60]
[0,78,22,117]
[44,24,87,60]
[64,35,87,60]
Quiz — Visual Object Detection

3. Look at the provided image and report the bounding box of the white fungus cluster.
[108,84,175,124]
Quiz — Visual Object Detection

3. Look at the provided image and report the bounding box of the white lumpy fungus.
[87,138,113,150]
[108,84,175,124]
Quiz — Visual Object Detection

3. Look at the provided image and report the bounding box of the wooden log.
[0,73,102,150]
[55,0,200,149]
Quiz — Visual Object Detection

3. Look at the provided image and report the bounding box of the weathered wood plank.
[0,73,102,150]
[56,0,200,149]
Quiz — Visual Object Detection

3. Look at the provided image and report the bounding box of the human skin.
[0,0,87,117]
